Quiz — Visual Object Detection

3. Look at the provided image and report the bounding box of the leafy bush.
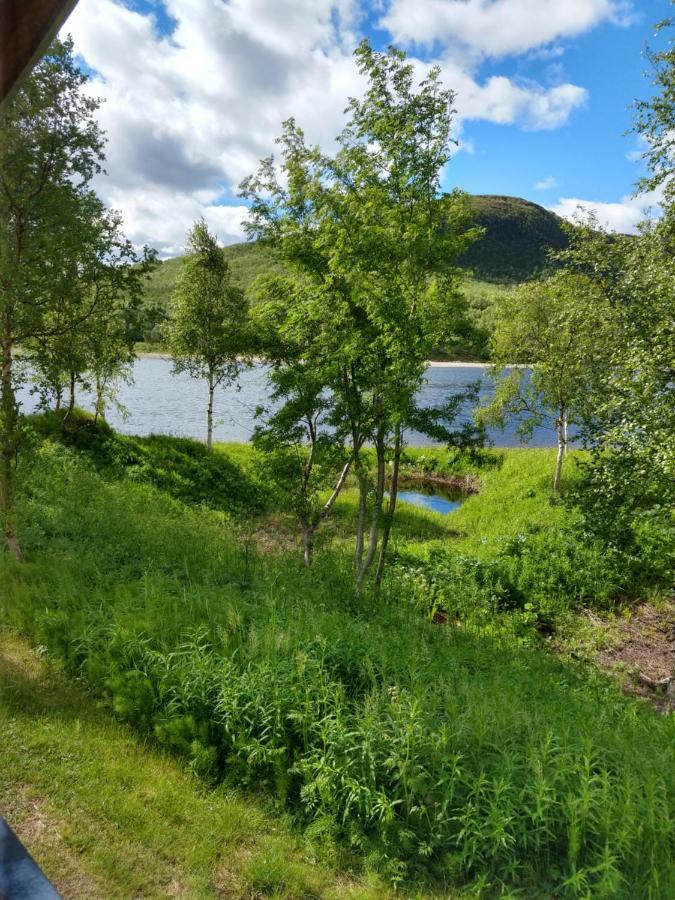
[389,520,626,637]
[492,524,626,618]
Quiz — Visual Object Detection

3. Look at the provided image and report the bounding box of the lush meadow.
[1,419,673,897]
[2,27,674,900]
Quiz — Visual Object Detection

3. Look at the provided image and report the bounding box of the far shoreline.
[135,351,498,368]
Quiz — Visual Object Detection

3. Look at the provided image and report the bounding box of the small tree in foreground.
[242,42,480,593]
[168,221,249,451]
[481,272,610,492]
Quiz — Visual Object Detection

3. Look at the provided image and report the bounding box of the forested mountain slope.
[136,195,569,350]
[460,195,568,281]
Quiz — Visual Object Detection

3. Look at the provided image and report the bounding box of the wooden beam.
[0,0,80,112]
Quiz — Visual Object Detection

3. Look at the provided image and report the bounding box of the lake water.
[16,357,561,448]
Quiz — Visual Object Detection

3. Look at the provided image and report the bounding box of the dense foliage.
[548,13,675,590]
[0,38,153,557]
[242,42,483,593]
[135,195,566,348]
[554,218,675,589]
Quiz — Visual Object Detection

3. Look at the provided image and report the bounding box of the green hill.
[140,242,286,340]
[136,195,568,350]
[460,195,568,282]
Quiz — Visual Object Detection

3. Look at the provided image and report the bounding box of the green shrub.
[492,524,626,621]
[394,521,626,635]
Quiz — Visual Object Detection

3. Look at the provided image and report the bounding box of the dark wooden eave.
[0,0,79,111]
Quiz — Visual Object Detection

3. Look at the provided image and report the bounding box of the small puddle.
[396,489,462,515]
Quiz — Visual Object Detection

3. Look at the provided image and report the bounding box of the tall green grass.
[2,439,673,896]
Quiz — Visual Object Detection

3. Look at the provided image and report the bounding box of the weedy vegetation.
[1,19,674,900]
[1,425,673,897]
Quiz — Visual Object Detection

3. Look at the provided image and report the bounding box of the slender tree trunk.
[61,369,76,428]
[206,374,215,452]
[94,376,104,425]
[300,419,318,568]
[563,411,569,455]
[55,389,62,411]
[304,459,352,569]
[356,434,386,594]
[60,369,76,429]
[1,307,21,559]
[354,453,368,574]
[303,525,315,568]
[553,409,566,493]
[374,425,402,598]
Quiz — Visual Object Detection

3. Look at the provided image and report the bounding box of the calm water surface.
[17,357,561,448]
[396,490,463,515]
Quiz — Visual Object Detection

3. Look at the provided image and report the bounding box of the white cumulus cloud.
[549,186,664,233]
[380,0,635,59]
[58,0,625,254]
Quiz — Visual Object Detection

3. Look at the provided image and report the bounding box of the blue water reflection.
[396,490,462,515]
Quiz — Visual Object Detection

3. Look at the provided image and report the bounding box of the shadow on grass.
[0,636,95,725]
[25,409,270,515]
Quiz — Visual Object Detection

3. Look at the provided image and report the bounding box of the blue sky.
[445,2,665,204]
[62,0,670,256]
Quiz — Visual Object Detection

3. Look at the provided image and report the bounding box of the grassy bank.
[1,420,674,897]
[0,634,391,899]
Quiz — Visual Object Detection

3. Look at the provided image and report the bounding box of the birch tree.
[482,272,609,492]
[28,205,154,422]
[242,41,479,594]
[0,38,151,557]
[168,221,248,451]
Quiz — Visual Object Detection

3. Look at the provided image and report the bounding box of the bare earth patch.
[592,601,675,711]
[243,514,299,554]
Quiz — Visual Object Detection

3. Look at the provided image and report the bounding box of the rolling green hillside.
[136,195,568,353]
[142,241,286,317]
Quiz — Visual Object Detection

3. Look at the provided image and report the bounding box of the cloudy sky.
[61,0,668,257]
